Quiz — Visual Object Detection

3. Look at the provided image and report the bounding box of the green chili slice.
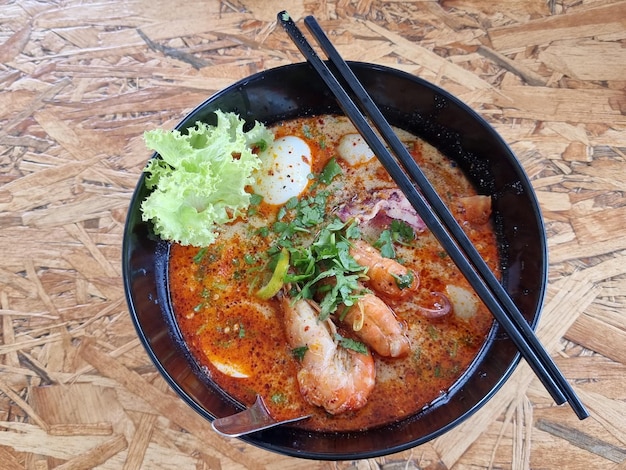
[256,248,290,300]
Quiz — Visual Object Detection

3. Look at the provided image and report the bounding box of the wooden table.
[1,1,625,468]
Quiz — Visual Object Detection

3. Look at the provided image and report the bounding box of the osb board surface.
[0,0,625,469]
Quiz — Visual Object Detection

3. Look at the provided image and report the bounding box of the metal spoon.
[211,395,311,437]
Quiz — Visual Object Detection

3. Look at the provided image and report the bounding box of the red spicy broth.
[168,115,499,432]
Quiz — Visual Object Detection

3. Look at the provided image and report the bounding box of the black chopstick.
[278,11,589,420]
[300,15,588,415]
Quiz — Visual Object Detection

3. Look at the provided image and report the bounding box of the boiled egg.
[252,136,312,205]
[207,357,250,378]
[337,133,375,166]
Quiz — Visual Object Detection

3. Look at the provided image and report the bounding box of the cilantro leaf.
[318,157,342,185]
[334,334,368,354]
[374,220,416,259]
[392,270,415,290]
[285,218,369,321]
[374,229,396,259]
[291,346,308,361]
[390,219,415,243]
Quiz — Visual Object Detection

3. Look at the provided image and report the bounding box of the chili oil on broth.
[168,115,499,432]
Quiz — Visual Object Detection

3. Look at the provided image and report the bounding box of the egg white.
[252,136,312,205]
[337,133,375,166]
[207,357,250,378]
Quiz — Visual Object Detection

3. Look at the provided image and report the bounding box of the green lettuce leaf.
[140,110,273,246]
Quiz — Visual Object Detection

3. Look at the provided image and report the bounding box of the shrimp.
[457,195,492,225]
[349,239,419,299]
[281,293,375,415]
[340,292,411,358]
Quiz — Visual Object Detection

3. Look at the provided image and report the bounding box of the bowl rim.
[122,60,548,460]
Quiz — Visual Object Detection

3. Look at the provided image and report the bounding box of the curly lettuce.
[140,110,273,246]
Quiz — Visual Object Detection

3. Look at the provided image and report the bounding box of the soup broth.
[169,115,499,431]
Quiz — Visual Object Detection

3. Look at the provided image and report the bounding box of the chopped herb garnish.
[271,392,286,404]
[374,229,395,259]
[285,219,369,320]
[335,333,368,354]
[374,220,416,259]
[256,161,364,311]
[392,270,415,289]
[345,222,361,239]
[193,247,208,263]
[302,124,312,139]
[427,324,439,340]
[318,157,342,185]
[247,193,264,216]
[268,192,330,250]
[272,220,289,234]
[249,193,263,206]
[390,220,415,243]
[299,203,324,226]
[285,196,299,210]
[447,339,458,358]
[292,346,308,361]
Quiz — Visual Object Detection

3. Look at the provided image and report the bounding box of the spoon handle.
[211,395,310,437]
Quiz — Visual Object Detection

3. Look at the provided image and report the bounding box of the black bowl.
[123,62,547,460]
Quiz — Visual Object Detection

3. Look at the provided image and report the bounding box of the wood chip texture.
[1,1,625,469]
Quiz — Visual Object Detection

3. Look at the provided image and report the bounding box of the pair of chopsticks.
[277,11,588,420]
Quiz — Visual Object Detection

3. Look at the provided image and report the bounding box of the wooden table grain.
[1,1,625,469]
